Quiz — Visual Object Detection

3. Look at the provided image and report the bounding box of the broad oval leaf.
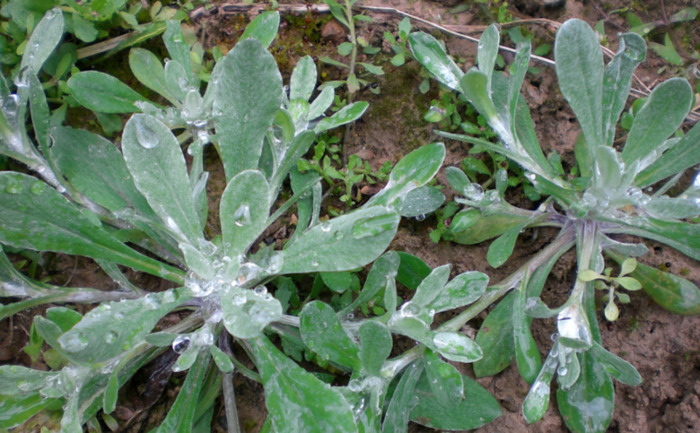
[408,32,463,91]
[49,126,152,214]
[432,331,483,363]
[473,292,516,377]
[555,19,604,148]
[122,114,203,246]
[625,258,700,315]
[280,206,400,274]
[220,169,271,257]
[57,288,190,365]
[410,364,501,430]
[221,286,282,339]
[428,271,489,313]
[486,224,522,268]
[359,321,392,376]
[241,11,280,49]
[67,71,149,113]
[251,336,359,433]
[300,301,360,370]
[290,55,317,101]
[396,185,445,218]
[214,38,282,181]
[411,265,451,307]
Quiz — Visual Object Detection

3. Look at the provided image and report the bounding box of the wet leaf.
[221,286,282,339]
[122,114,203,246]
[476,24,500,89]
[555,19,604,149]
[411,265,451,307]
[557,351,614,433]
[396,185,445,218]
[67,71,149,113]
[214,38,282,181]
[396,252,431,290]
[410,360,500,430]
[49,126,152,215]
[636,120,700,187]
[220,169,270,257]
[513,280,542,384]
[251,336,359,433]
[290,56,317,101]
[300,301,360,370]
[622,78,692,167]
[164,21,195,86]
[382,361,424,433]
[408,32,463,91]
[240,11,280,49]
[486,224,522,268]
[432,331,483,363]
[20,8,63,74]
[427,271,488,313]
[57,288,189,365]
[154,352,210,433]
[0,172,183,282]
[367,143,445,207]
[0,392,61,429]
[339,251,400,315]
[359,321,392,376]
[280,206,399,273]
[602,32,646,145]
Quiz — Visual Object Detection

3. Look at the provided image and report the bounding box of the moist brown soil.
[2,0,700,432]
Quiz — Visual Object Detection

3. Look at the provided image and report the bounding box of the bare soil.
[2,1,699,432]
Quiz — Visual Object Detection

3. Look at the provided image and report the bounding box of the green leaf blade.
[67,71,148,113]
[408,32,464,91]
[300,301,360,370]
[555,19,604,148]
[220,170,271,257]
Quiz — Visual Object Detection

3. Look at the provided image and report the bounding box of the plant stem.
[439,224,577,332]
[221,333,242,433]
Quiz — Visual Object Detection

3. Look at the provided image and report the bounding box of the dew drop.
[333,231,344,240]
[557,366,568,376]
[232,204,251,227]
[105,331,118,344]
[30,181,46,195]
[172,335,191,354]
[320,223,331,232]
[253,285,268,296]
[232,292,247,306]
[61,332,89,352]
[414,214,426,221]
[134,119,159,149]
[311,259,319,267]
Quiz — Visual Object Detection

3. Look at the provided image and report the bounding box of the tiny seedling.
[411,18,700,433]
[0,9,500,433]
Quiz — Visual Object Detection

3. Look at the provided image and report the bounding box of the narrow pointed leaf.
[27,72,49,151]
[621,78,692,166]
[460,70,500,122]
[57,287,190,365]
[367,143,445,207]
[21,8,64,73]
[513,280,542,384]
[251,336,359,433]
[477,24,499,89]
[602,33,646,145]
[220,170,271,257]
[636,120,700,186]
[0,172,183,282]
[411,265,451,307]
[280,206,399,273]
[555,19,604,148]
[164,21,195,86]
[129,48,172,101]
[557,351,614,433]
[214,39,282,181]
[382,361,424,433]
[313,101,368,134]
[432,331,483,363]
[300,301,360,370]
[154,352,210,433]
[589,342,642,386]
[608,216,700,261]
[408,32,463,91]
[67,71,149,113]
[122,114,203,245]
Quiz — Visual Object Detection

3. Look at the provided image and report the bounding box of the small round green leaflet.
[221,285,282,339]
